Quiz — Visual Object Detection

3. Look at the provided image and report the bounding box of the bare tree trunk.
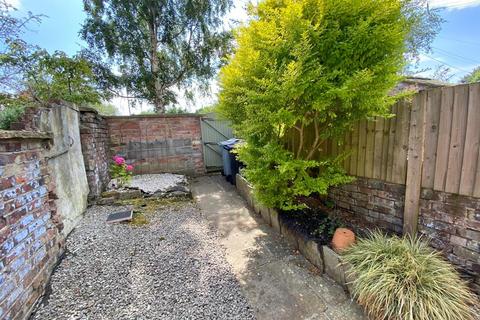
[148,10,165,113]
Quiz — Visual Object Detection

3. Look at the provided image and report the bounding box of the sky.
[7,0,480,115]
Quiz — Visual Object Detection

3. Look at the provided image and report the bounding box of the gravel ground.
[30,200,255,320]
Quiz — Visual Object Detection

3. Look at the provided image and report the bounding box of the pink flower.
[126,165,134,172]
[114,156,125,165]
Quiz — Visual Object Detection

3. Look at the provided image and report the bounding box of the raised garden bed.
[236,174,354,292]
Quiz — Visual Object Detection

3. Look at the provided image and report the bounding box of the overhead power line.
[432,46,480,65]
[423,54,470,73]
[437,36,480,47]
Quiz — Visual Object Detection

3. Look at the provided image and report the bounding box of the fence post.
[403,92,427,236]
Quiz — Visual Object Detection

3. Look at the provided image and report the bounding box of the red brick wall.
[0,133,64,319]
[106,115,205,176]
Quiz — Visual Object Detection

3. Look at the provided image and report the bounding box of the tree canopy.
[218,0,432,210]
[461,66,480,83]
[81,0,233,113]
[0,1,109,128]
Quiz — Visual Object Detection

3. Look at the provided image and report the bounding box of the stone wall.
[328,177,405,235]
[0,131,64,319]
[106,115,205,176]
[328,177,480,294]
[79,108,110,199]
[419,189,480,294]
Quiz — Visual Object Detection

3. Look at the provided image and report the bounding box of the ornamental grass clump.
[342,232,477,320]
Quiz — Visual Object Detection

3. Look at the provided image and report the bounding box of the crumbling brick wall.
[106,115,205,176]
[0,131,64,319]
[79,108,110,199]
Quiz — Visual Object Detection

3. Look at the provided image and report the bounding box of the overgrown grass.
[342,232,477,320]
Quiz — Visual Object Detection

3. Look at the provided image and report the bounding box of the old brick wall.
[328,177,480,294]
[0,132,64,319]
[79,108,110,199]
[328,177,405,235]
[106,115,205,176]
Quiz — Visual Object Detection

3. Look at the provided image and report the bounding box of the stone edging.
[235,174,355,295]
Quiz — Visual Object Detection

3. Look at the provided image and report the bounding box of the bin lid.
[219,138,241,150]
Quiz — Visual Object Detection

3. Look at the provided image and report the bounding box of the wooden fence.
[288,83,480,234]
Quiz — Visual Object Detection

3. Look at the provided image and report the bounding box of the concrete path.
[192,175,366,320]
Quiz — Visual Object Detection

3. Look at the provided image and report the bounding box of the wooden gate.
[200,113,234,172]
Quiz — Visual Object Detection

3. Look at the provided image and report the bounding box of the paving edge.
[235,173,355,295]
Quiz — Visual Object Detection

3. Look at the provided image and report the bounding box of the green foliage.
[219,0,417,209]
[81,0,233,112]
[342,232,477,320]
[462,66,480,84]
[165,106,189,114]
[138,110,156,115]
[312,216,344,239]
[1,43,106,106]
[0,0,43,91]
[92,103,118,116]
[27,51,105,105]
[238,143,353,209]
[0,95,26,129]
[196,104,217,114]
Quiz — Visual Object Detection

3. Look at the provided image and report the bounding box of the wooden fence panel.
[445,85,469,194]
[434,86,455,191]
[365,120,376,178]
[283,83,479,198]
[386,103,397,182]
[373,117,385,180]
[350,122,359,176]
[404,91,427,235]
[422,89,441,189]
[357,120,368,177]
[392,101,411,184]
[461,83,480,195]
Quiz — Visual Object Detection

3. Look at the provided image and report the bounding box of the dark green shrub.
[342,232,477,320]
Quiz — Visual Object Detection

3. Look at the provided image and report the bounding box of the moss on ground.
[115,197,193,226]
[129,212,149,226]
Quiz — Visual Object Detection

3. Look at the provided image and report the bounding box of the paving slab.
[192,175,366,320]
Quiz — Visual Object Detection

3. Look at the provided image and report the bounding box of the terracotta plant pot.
[331,228,355,253]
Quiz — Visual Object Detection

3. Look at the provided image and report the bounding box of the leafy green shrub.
[342,232,477,320]
[218,0,436,209]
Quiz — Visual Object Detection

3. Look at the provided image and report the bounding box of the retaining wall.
[0,131,64,319]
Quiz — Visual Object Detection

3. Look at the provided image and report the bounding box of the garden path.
[192,175,366,320]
